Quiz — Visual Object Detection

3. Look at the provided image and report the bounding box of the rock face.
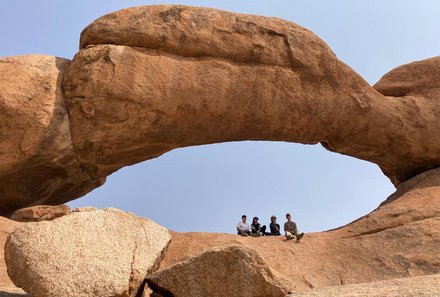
[64,5,440,188]
[9,205,70,222]
[1,6,440,212]
[5,208,171,297]
[158,168,440,292]
[147,245,288,297]
[0,55,103,214]
[0,217,20,289]
[288,273,440,297]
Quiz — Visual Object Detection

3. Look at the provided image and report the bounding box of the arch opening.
[68,141,395,233]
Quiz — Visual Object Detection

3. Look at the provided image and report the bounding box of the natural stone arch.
[65,6,440,187]
[1,5,440,213]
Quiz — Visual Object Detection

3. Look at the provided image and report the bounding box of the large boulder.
[64,5,440,186]
[146,245,288,297]
[0,55,103,214]
[5,208,171,297]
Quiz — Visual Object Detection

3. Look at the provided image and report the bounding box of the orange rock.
[158,168,440,292]
[9,205,70,222]
[0,217,21,289]
[0,55,103,214]
[2,6,440,212]
[5,208,171,297]
[65,5,440,187]
[147,245,288,297]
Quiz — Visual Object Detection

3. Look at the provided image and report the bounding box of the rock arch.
[1,5,440,213]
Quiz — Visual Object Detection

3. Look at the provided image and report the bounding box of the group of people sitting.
[236,213,305,241]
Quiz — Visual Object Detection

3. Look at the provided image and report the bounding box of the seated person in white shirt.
[236,215,251,236]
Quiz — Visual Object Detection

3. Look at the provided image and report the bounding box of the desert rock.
[2,6,440,212]
[147,245,288,297]
[0,55,103,214]
[0,217,21,289]
[288,273,440,297]
[374,56,440,99]
[5,208,171,297]
[159,168,440,292]
[9,205,70,222]
[64,5,440,187]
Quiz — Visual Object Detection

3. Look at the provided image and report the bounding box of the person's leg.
[285,231,293,239]
[238,230,249,237]
[295,229,305,240]
[261,225,267,235]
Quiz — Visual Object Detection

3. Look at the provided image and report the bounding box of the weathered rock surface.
[5,208,171,297]
[2,6,440,212]
[0,55,103,214]
[374,56,440,99]
[9,205,70,222]
[0,217,20,289]
[64,5,440,187]
[288,273,440,297]
[0,287,28,297]
[158,168,440,292]
[147,245,288,297]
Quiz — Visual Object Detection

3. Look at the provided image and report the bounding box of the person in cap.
[251,216,266,236]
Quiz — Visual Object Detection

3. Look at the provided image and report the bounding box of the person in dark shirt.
[267,215,281,236]
[251,217,266,236]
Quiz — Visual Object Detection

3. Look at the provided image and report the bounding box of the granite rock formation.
[156,168,440,292]
[1,6,440,212]
[9,205,70,222]
[288,273,440,297]
[5,208,171,297]
[146,245,288,297]
[0,217,20,290]
[0,55,103,214]
[70,5,440,186]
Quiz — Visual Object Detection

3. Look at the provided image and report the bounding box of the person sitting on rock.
[251,217,266,236]
[267,215,281,236]
[284,213,304,241]
[236,215,251,236]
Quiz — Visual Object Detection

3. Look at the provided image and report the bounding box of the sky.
[1,1,439,233]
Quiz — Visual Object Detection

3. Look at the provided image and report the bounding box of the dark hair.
[242,215,247,219]
[253,217,259,223]
[286,213,291,217]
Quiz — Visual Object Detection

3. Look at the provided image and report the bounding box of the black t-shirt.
[270,223,281,235]
[251,223,261,233]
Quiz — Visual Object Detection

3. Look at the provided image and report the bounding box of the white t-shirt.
[237,221,250,231]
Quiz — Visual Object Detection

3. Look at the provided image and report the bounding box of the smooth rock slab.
[5,208,171,297]
[147,245,288,297]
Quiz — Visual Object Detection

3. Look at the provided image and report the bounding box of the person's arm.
[284,222,288,232]
[236,222,241,232]
[251,224,257,232]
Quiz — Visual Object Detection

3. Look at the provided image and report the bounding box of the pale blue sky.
[2,1,439,233]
